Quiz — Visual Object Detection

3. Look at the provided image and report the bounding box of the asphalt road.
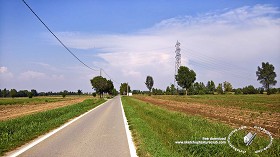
[19,96,131,157]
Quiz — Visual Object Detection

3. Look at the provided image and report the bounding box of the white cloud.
[19,71,47,80]
[0,66,8,73]
[53,4,280,90]
[0,66,14,81]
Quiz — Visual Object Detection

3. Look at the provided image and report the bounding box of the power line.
[22,0,98,72]
[22,0,121,85]
[101,68,120,85]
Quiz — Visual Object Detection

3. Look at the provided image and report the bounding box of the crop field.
[143,94,280,113]
[0,97,70,106]
[0,96,90,121]
[0,98,105,155]
[134,94,280,137]
[122,96,280,156]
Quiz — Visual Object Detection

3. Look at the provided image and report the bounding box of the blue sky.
[1,0,280,92]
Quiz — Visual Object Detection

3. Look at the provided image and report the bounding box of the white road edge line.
[7,100,109,157]
[120,96,138,157]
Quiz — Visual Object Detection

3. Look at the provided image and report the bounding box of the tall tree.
[170,84,176,95]
[166,86,171,95]
[90,76,108,98]
[105,80,114,94]
[175,66,196,95]
[10,89,17,98]
[31,89,38,97]
[120,83,130,95]
[2,88,8,97]
[256,62,277,95]
[217,83,224,94]
[145,76,154,95]
[206,80,215,94]
[223,81,233,93]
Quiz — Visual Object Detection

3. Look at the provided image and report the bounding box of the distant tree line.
[131,62,278,96]
[0,88,91,98]
[131,83,280,96]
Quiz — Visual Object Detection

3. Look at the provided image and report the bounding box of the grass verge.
[0,98,105,155]
[122,96,279,157]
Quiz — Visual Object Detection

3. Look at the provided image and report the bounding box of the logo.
[227,126,273,154]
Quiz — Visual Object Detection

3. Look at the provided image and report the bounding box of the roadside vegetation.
[122,96,279,157]
[0,98,105,155]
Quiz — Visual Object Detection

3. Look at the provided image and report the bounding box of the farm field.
[0,98,105,155]
[142,94,280,113]
[122,96,280,156]
[134,94,280,137]
[0,96,91,121]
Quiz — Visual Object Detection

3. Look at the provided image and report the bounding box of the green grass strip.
[0,98,105,155]
[122,96,279,157]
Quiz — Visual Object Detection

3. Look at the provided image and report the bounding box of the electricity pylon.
[174,40,181,88]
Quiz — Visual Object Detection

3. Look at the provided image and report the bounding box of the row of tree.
[0,88,86,98]
[139,62,278,95]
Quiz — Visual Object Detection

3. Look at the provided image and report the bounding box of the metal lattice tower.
[174,40,181,87]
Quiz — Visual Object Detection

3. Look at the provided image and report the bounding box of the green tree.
[145,76,154,95]
[217,83,223,94]
[170,84,176,95]
[235,88,242,95]
[206,80,215,94]
[223,81,233,93]
[28,92,33,98]
[176,66,196,95]
[120,83,130,95]
[62,90,68,98]
[10,89,17,98]
[31,89,38,97]
[243,85,258,94]
[256,62,277,95]
[77,89,82,96]
[166,86,171,95]
[112,88,118,96]
[90,76,108,98]
[92,93,96,97]
[105,80,114,95]
[2,88,7,97]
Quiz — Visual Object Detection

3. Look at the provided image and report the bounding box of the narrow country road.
[18,96,131,157]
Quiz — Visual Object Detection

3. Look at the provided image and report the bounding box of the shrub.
[27,92,33,98]
[243,85,258,94]
[258,88,264,94]
[268,88,277,95]
[235,88,242,95]
[92,93,96,97]
[198,90,205,95]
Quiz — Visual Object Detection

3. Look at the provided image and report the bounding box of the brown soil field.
[0,97,89,121]
[134,96,280,137]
